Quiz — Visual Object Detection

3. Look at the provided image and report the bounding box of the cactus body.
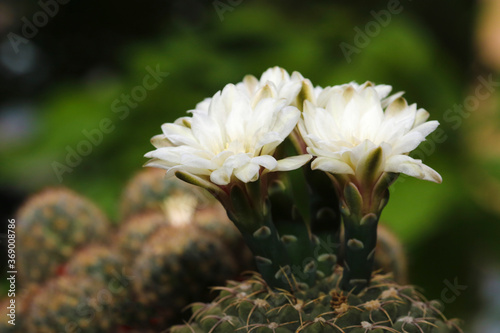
[130,225,238,329]
[66,244,126,283]
[170,270,462,333]
[26,276,123,333]
[119,169,253,271]
[115,211,168,265]
[193,204,254,271]
[17,188,110,285]
[120,168,209,219]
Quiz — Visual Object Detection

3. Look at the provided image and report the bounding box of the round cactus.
[65,244,126,283]
[25,275,124,333]
[119,168,253,271]
[120,168,210,219]
[17,188,110,286]
[130,225,239,329]
[193,204,254,271]
[169,269,463,333]
[114,211,169,265]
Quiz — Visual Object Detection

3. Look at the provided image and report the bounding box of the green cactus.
[114,211,168,265]
[118,170,253,270]
[120,168,210,219]
[25,275,124,333]
[169,270,463,333]
[130,225,239,329]
[193,203,254,271]
[17,188,110,286]
[65,244,126,283]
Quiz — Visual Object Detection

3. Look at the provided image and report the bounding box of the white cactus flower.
[313,81,403,109]
[237,66,307,106]
[298,82,442,183]
[145,83,311,186]
[193,67,307,114]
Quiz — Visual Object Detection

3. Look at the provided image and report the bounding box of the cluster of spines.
[169,270,463,333]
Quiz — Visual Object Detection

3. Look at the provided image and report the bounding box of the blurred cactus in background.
[3,169,252,332]
[132,226,238,328]
[17,188,110,286]
[26,276,123,333]
[115,211,168,265]
[120,167,210,219]
[65,245,126,283]
[373,225,408,285]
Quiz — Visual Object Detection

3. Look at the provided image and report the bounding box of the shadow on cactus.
[143,67,462,332]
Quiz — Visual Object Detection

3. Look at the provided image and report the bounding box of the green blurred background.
[1,0,500,331]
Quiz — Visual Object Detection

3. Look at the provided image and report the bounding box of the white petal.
[223,153,252,169]
[413,108,430,126]
[381,91,404,108]
[311,157,354,174]
[210,167,232,185]
[150,134,171,148]
[349,140,377,167]
[191,113,224,153]
[251,155,278,170]
[391,121,439,155]
[162,123,198,146]
[273,106,301,138]
[180,155,217,170]
[373,84,393,99]
[195,98,211,113]
[275,155,312,171]
[385,155,442,183]
[234,163,260,183]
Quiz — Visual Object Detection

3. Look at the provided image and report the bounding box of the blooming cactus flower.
[298,82,442,184]
[195,66,307,113]
[145,83,311,186]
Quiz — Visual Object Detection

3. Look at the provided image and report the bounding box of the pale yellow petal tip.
[421,164,442,184]
[429,171,443,184]
[150,134,172,148]
[142,160,157,169]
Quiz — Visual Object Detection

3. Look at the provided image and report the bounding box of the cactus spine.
[169,270,463,333]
